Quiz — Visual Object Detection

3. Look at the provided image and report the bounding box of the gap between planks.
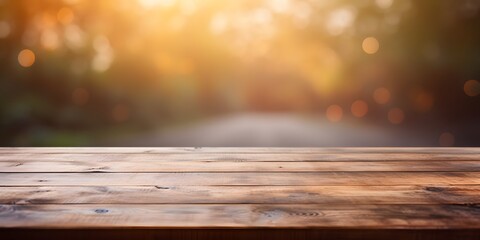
[1,172,480,186]
[2,153,480,162]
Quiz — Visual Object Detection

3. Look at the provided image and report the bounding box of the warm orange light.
[376,0,394,9]
[387,108,404,124]
[351,100,368,118]
[18,49,35,67]
[362,37,379,54]
[57,7,74,25]
[464,80,480,97]
[326,105,343,122]
[439,132,455,147]
[139,0,176,9]
[373,87,390,105]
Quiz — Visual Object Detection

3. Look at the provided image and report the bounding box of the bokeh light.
[362,37,380,54]
[326,105,343,123]
[0,21,10,38]
[464,80,480,97]
[1,0,480,147]
[375,0,394,9]
[57,7,75,25]
[351,100,368,118]
[373,87,391,105]
[388,108,405,124]
[17,49,36,68]
[439,132,455,147]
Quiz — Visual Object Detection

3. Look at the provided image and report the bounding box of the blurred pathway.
[113,113,434,147]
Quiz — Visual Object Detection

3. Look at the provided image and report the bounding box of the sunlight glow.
[375,0,394,9]
[326,8,356,36]
[92,36,114,72]
[57,7,75,25]
[139,0,175,9]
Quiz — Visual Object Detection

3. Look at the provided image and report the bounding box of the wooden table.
[1,148,480,240]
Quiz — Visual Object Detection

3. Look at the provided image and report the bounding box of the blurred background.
[0,0,479,147]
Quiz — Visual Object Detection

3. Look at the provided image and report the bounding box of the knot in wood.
[94,208,109,214]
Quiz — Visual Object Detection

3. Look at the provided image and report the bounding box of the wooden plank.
[1,204,480,228]
[1,147,480,154]
[1,160,480,172]
[1,172,480,186]
[2,153,480,162]
[1,147,480,236]
[1,185,479,204]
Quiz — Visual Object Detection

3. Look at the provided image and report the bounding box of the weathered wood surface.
[2,172,480,186]
[1,148,480,240]
[2,160,480,172]
[1,185,480,204]
[1,204,480,228]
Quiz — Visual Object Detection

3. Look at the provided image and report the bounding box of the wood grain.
[1,160,480,172]
[1,172,480,186]
[2,153,480,162]
[1,204,480,228]
[1,185,479,204]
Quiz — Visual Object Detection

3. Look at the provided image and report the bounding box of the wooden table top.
[1,148,480,239]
